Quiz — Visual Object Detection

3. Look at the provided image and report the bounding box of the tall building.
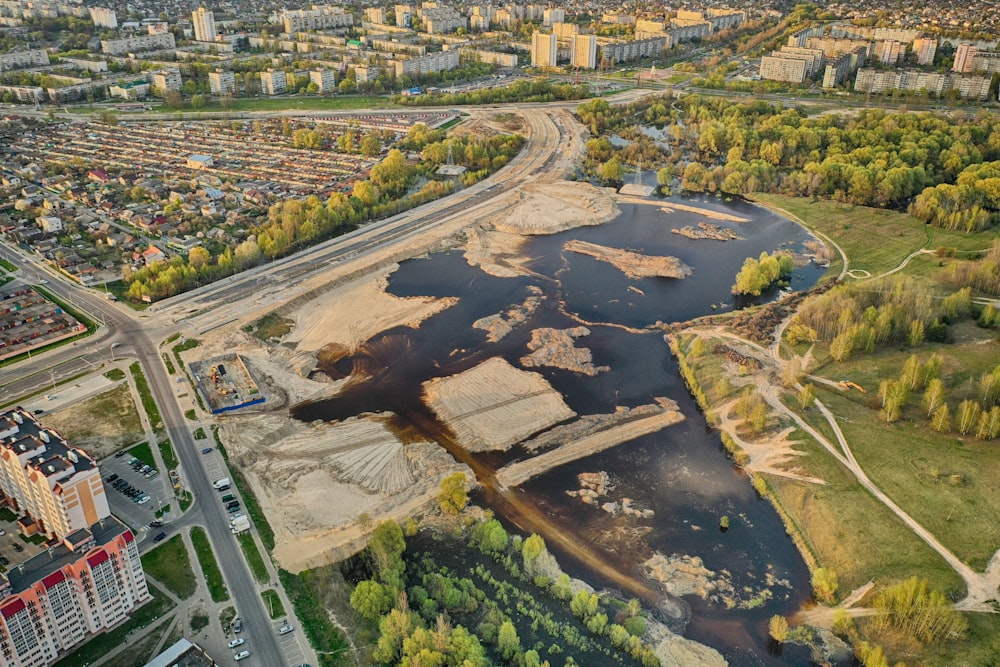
[571,34,597,69]
[281,6,354,33]
[151,69,182,93]
[542,8,564,27]
[913,37,937,66]
[261,69,288,95]
[531,32,557,68]
[309,68,336,92]
[0,409,109,537]
[192,6,217,42]
[953,44,977,72]
[0,518,148,667]
[88,7,117,29]
[209,70,237,95]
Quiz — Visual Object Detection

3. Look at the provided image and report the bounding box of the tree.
[597,157,624,185]
[360,132,382,157]
[769,615,789,642]
[476,519,509,555]
[811,567,838,604]
[437,472,468,514]
[957,399,982,435]
[351,580,393,621]
[931,403,951,432]
[798,383,815,410]
[190,94,206,109]
[495,620,521,662]
[922,378,945,417]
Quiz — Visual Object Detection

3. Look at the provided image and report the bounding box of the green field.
[148,94,396,115]
[141,534,196,600]
[130,362,163,432]
[190,527,229,603]
[752,194,999,279]
[261,589,285,620]
[239,532,270,584]
[157,439,178,470]
[128,441,154,468]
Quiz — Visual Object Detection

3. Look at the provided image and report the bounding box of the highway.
[1,105,567,667]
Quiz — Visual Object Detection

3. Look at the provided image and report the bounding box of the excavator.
[838,380,867,394]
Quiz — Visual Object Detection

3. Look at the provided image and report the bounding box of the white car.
[234,650,250,661]
[0,529,5,536]
[278,624,294,635]
[227,638,245,648]
[136,496,150,505]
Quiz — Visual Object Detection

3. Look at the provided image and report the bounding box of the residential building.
[598,36,667,66]
[309,68,336,92]
[365,7,386,24]
[542,8,564,27]
[805,37,873,60]
[0,518,148,667]
[281,6,354,33]
[208,70,236,95]
[602,13,635,25]
[874,39,906,65]
[393,50,460,76]
[101,33,175,55]
[913,37,937,66]
[971,51,1000,73]
[191,6,216,42]
[261,69,288,95]
[571,34,597,69]
[150,69,182,93]
[781,46,825,76]
[419,7,465,33]
[88,7,117,29]
[0,409,109,537]
[0,85,43,102]
[0,49,49,71]
[953,44,977,72]
[759,54,808,83]
[462,49,518,67]
[552,22,578,39]
[354,65,380,83]
[395,4,413,28]
[109,80,151,99]
[531,31,557,68]
[854,68,992,100]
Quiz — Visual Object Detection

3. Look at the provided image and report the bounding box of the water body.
[292,196,830,665]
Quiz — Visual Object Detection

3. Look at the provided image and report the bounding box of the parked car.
[226,501,240,510]
[278,624,294,635]
[0,556,8,566]
[152,532,167,543]
[137,496,150,505]
[228,638,245,648]
[201,447,213,454]
[234,618,243,633]
[106,473,119,482]
[12,544,22,553]
[149,520,162,528]
[115,450,127,458]
[234,650,250,661]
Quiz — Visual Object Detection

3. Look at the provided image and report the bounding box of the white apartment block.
[0,49,49,71]
[354,65,380,83]
[913,37,937,65]
[88,7,117,29]
[542,8,564,27]
[463,48,518,67]
[261,69,288,95]
[780,46,825,76]
[971,51,1000,73]
[365,7,385,24]
[953,44,977,73]
[602,13,635,25]
[571,34,597,69]
[855,68,992,100]
[395,4,413,27]
[282,6,354,33]
[151,68,182,93]
[393,49,459,76]
[805,37,873,60]
[0,518,148,667]
[874,39,906,65]
[552,21,578,39]
[101,33,175,55]
[531,32,557,68]
[209,70,236,95]
[0,409,109,538]
[309,68,336,92]
[598,36,667,66]
[759,55,808,83]
[420,8,466,34]
[192,6,216,42]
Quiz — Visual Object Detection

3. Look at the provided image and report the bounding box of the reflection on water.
[292,196,832,665]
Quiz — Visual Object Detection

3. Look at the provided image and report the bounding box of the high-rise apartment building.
[542,8,564,27]
[192,6,217,43]
[571,35,597,69]
[531,32,557,68]
[261,69,288,95]
[209,70,237,95]
[912,37,937,66]
[88,7,117,29]
[0,409,108,537]
[309,68,337,93]
[953,44,977,73]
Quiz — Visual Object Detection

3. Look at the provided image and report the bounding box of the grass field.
[261,589,286,620]
[752,194,999,279]
[239,532,270,584]
[148,94,396,114]
[141,534,196,600]
[157,439,178,470]
[130,362,163,432]
[38,384,143,458]
[190,526,229,603]
[129,441,154,468]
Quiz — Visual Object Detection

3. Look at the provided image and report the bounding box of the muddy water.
[291,197,830,665]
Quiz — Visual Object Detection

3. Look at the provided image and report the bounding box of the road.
[1,105,567,666]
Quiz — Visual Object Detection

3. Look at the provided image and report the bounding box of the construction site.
[190,355,265,414]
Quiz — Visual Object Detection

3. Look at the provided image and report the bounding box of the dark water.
[292,196,831,665]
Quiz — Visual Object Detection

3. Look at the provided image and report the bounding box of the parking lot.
[99,451,172,535]
[0,513,45,573]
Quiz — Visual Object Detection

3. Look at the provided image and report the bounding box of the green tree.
[597,157,624,185]
[811,567,838,605]
[931,403,951,432]
[769,615,789,642]
[798,383,816,410]
[497,620,521,662]
[350,580,393,621]
[437,472,468,514]
[923,378,945,417]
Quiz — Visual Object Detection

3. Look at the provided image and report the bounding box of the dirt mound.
[519,326,610,376]
[564,240,692,280]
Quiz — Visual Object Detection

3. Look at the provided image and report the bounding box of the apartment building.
[759,54,808,83]
[151,69,182,93]
[309,68,336,92]
[191,6,216,42]
[912,37,937,66]
[822,48,868,88]
[364,7,385,24]
[805,37,873,60]
[952,44,977,72]
[0,49,49,71]
[0,518,148,667]
[419,7,465,34]
[571,34,597,69]
[281,6,353,33]
[88,7,117,29]
[874,39,906,65]
[393,49,459,76]
[854,68,992,100]
[109,80,150,100]
[0,409,109,537]
[261,69,289,95]
[598,36,667,66]
[552,21,578,39]
[395,4,413,28]
[971,51,1000,73]
[208,69,236,95]
[462,48,517,67]
[101,33,175,55]
[531,31,557,68]
[542,8,564,27]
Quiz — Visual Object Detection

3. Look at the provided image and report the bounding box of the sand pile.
[564,240,693,280]
[494,181,620,235]
[672,222,743,241]
[423,356,576,452]
[519,326,609,375]
[472,287,542,342]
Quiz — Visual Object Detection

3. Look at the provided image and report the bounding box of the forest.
[577,94,1000,232]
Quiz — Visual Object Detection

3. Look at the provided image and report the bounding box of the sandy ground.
[283,264,458,352]
[423,357,576,452]
[496,399,684,487]
[564,240,693,280]
[616,194,750,223]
